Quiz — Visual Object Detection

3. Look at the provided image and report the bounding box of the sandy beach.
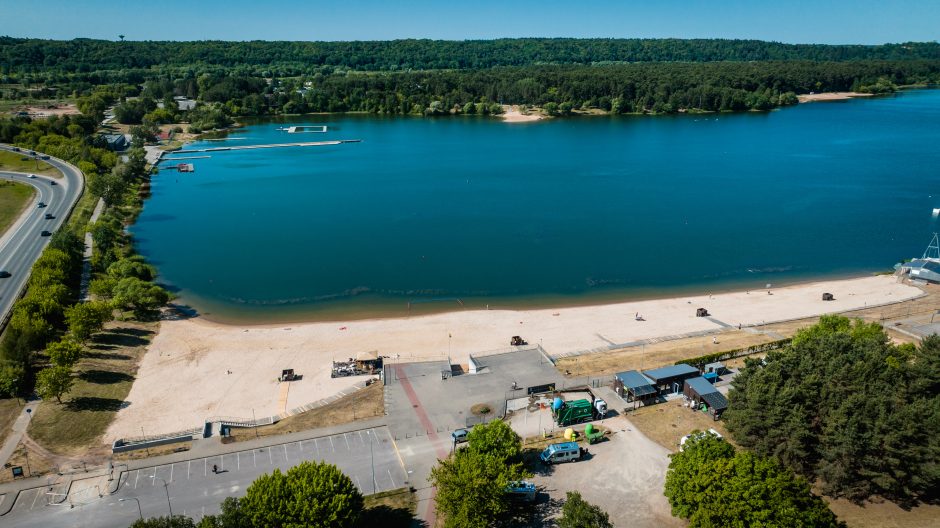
[106,275,920,441]
[501,104,544,123]
[797,91,873,103]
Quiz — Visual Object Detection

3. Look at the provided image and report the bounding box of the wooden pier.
[162,156,212,161]
[174,139,360,154]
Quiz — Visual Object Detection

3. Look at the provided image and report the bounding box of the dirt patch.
[360,487,417,528]
[627,399,734,452]
[112,441,192,462]
[228,382,384,442]
[470,403,493,416]
[826,498,940,528]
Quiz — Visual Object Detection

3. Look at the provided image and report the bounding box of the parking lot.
[7,426,407,528]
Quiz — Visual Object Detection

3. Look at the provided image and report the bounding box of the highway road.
[0,144,84,330]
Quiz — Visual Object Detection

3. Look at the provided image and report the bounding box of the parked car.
[0,270,11,278]
[505,481,537,502]
[679,428,724,452]
[40,230,52,237]
[540,442,582,465]
[451,429,470,444]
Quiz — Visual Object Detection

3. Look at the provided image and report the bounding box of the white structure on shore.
[899,233,940,283]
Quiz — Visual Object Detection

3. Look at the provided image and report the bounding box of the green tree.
[112,277,170,318]
[557,491,612,528]
[108,257,156,281]
[46,339,83,368]
[35,365,74,403]
[465,419,521,462]
[0,361,25,398]
[89,276,119,300]
[130,516,197,528]
[89,169,129,206]
[194,497,247,528]
[665,437,845,528]
[65,301,112,343]
[237,461,363,528]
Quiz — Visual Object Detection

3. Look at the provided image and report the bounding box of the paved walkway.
[0,400,39,470]
[79,198,105,301]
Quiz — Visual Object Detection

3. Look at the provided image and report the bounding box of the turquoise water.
[133,89,940,322]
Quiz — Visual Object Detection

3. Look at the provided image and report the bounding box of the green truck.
[553,399,594,427]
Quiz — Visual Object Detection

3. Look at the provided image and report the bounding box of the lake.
[132,89,940,322]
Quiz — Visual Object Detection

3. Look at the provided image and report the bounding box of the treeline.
[109,60,940,120]
[725,316,940,505]
[3,37,940,75]
[0,117,169,399]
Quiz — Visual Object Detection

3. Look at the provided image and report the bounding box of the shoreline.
[106,274,921,440]
[169,268,894,327]
[797,91,874,103]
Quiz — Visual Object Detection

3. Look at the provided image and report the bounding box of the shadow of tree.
[357,505,422,528]
[66,397,125,412]
[91,327,154,349]
[82,352,132,361]
[500,493,565,528]
[79,370,134,384]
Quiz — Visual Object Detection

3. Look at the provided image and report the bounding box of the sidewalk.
[0,400,38,469]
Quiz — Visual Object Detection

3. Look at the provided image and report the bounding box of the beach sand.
[797,92,873,103]
[501,104,544,123]
[105,275,920,441]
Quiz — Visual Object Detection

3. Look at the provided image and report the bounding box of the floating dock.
[276,125,328,133]
[175,163,195,173]
[174,139,360,154]
[162,156,211,161]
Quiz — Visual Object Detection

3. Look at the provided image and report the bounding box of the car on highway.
[11,147,20,152]
[0,271,11,278]
[49,180,56,185]
[40,230,52,237]
[37,202,46,208]
[40,155,50,160]
[44,213,55,220]
[28,174,36,178]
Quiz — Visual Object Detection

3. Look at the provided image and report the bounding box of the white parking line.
[253,449,257,467]
[151,467,157,485]
[188,460,191,479]
[237,452,241,471]
[30,489,41,510]
[134,470,140,489]
[344,433,350,450]
[169,464,174,483]
[268,448,272,465]
[388,468,395,487]
[283,444,288,462]
[315,438,320,458]
[299,440,304,451]
[220,455,224,472]
[329,436,334,451]
[204,459,207,477]
[355,475,362,492]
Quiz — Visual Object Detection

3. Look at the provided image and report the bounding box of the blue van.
[539,441,581,465]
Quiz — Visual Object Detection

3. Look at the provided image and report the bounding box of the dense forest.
[1,38,939,118]
[3,37,940,74]
[725,316,940,505]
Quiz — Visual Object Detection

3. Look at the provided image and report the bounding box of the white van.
[539,441,581,465]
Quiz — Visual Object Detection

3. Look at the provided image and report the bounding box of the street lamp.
[120,497,143,521]
[149,476,173,516]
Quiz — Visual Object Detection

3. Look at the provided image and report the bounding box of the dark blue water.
[132,90,940,321]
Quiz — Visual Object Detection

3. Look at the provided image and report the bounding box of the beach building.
[683,376,729,419]
[642,364,700,395]
[901,259,940,283]
[101,133,129,151]
[612,370,657,403]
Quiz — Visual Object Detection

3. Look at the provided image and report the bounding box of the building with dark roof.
[642,364,700,395]
[683,376,729,419]
[613,370,657,403]
[101,134,129,151]
[902,259,940,283]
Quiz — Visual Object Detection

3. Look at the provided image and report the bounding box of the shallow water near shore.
[133,89,940,323]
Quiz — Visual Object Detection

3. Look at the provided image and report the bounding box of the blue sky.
[0,0,937,43]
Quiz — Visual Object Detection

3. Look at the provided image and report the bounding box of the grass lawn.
[67,187,99,232]
[360,487,416,528]
[229,382,384,442]
[26,321,156,457]
[0,180,35,236]
[0,150,60,177]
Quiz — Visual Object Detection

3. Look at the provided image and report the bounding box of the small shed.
[102,134,129,151]
[822,292,834,301]
[642,364,700,394]
[613,370,657,402]
[703,361,727,377]
[683,376,729,419]
[696,308,710,317]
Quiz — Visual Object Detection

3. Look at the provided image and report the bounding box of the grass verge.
[360,487,416,528]
[26,321,156,457]
[0,179,35,236]
[0,150,59,177]
[229,382,384,442]
[627,399,733,452]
